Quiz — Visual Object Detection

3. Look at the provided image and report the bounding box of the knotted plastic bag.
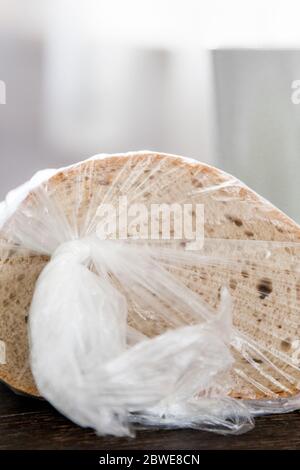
[28,237,253,435]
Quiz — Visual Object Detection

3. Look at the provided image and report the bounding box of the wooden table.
[0,382,299,450]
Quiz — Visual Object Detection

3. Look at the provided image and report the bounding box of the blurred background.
[1,0,300,221]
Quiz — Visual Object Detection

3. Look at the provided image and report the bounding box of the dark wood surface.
[0,383,299,450]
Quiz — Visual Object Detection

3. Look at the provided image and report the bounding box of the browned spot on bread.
[191,178,203,188]
[229,279,237,290]
[252,357,263,364]
[281,339,291,352]
[257,278,273,299]
[241,270,249,278]
[225,214,243,227]
[244,230,254,237]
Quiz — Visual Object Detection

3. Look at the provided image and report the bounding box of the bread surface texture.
[0,151,300,400]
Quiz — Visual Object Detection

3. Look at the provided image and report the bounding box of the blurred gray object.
[214,49,300,223]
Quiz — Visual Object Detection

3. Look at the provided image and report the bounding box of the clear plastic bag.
[0,151,299,436]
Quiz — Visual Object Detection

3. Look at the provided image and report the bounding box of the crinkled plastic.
[0,151,299,436]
